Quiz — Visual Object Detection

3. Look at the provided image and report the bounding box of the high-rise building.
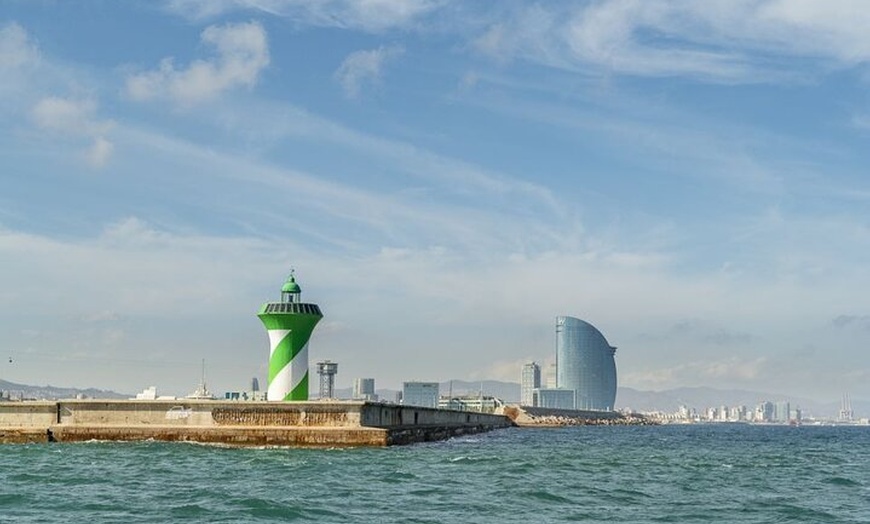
[839,394,854,422]
[402,381,439,408]
[774,401,791,423]
[555,316,617,411]
[755,401,774,422]
[257,271,323,401]
[520,362,541,406]
[353,378,378,401]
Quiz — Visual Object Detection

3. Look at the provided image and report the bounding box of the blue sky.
[2,0,870,402]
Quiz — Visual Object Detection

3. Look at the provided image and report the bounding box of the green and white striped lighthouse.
[258,271,323,401]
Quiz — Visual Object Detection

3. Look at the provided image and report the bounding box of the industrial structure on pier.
[317,361,338,399]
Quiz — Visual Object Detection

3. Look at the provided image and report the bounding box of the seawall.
[0,400,512,446]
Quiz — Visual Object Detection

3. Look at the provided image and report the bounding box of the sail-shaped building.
[555,316,617,411]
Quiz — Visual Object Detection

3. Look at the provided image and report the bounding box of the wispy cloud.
[623,357,769,389]
[86,136,114,168]
[114,120,567,257]
[852,114,870,131]
[164,0,444,32]
[31,97,108,135]
[125,21,269,106]
[832,315,870,330]
[0,22,39,70]
[30,96,115,168]
[656,319,754,346]
[473,0,870,81]
[168,97,566,235]
[334,45,403,99]
[0,22,42,105]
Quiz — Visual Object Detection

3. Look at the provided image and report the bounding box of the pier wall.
[54,400,366,427]
[360,404,507,428]
[0,401,56,427]
[0,400,512,446]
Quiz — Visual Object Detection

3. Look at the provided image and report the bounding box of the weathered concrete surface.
[0,400,512,446]
[0,427,51,444]
[49,425,391,447]
[0,401,56,427]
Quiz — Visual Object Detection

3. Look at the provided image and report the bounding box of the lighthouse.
[258,271,323,401]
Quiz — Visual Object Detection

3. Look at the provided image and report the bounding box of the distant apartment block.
[773,401,791,423]
[402,381,439,408]
[352,378,378,401]
[756,401,774,422]
[520,362,541,406]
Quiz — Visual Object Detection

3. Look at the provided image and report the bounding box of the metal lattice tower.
[317,360,338,399]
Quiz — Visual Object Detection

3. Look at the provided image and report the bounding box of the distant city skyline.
[3,2,870,402]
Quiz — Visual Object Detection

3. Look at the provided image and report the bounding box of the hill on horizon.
[0,379,128,401]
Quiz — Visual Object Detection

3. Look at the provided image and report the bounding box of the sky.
[2,0,870,402]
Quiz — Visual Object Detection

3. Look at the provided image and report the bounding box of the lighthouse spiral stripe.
[266,329,310,401]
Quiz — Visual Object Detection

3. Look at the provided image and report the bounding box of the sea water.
[1,424,868,523]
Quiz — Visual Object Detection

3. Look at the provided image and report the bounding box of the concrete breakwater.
[503,405,657,427]
[0,400,512,446]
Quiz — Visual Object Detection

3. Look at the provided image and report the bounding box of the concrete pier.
[0,400,512,446]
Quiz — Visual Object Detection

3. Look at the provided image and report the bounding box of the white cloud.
[86,136,114,168]
[852,114,870,130]
[0,22,39,70]
[31,97,114,167]
[164,0,443,32]
[334,45,403,98]
[474,0,870,81]
[31,97,106,135]
[125,21,269,105]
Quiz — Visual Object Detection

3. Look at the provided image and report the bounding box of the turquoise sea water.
[1,424,868,523]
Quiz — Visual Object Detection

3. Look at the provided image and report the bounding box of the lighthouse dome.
[282,275,301,294]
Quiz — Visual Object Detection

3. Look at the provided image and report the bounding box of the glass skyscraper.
[555,316,617,411]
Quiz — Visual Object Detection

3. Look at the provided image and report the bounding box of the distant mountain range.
[2,378,864,419]
[0,379,127,401]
